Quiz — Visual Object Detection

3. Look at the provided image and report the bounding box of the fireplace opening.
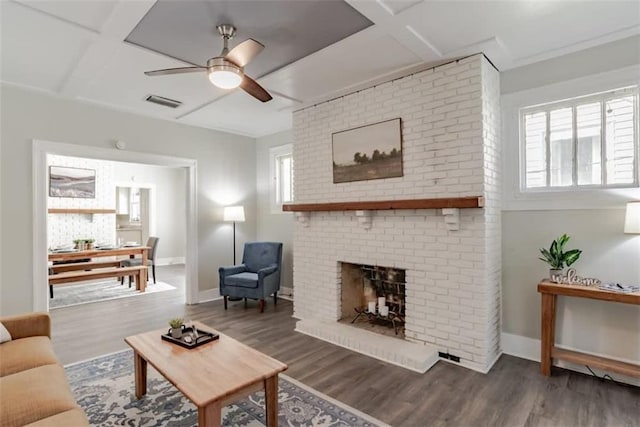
[339,262,406,338]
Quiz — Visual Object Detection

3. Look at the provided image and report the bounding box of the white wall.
[255,130,294,295]
[47,154,116,248]
[501,34,640,94]
[0,85,256,315]
[113,161,186,263]
[500,36,640,381]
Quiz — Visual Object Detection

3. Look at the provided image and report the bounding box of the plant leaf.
[564,249,582,266]
[557,234,569,251]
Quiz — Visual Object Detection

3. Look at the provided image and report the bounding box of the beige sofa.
[0,313,89,426]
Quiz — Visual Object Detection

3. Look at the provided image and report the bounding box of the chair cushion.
[0,364,80,426]
[0,336,59,377]
[224,272,259,288]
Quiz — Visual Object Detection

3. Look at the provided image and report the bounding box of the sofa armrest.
[0,312,51,339]
[219,264,248,278]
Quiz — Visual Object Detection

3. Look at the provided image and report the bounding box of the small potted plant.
[85,238,95,250]
[73,238,95,250]
[539,234,582,280]
[168,317,184,339]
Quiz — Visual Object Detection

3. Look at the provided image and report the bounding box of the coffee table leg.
[134,351,147,399]
[264,375,279,426]
[198,401,221,427]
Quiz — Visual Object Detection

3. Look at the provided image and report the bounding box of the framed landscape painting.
[332,118,403,183]
[49,166,96,198]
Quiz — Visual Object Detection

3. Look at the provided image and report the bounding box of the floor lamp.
[224,205,245,265]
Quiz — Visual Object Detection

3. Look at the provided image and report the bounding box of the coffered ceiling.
[1,0,638,138]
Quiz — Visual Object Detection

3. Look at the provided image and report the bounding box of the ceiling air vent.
[145,95,182,109]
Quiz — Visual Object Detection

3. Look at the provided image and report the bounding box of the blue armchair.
[218,242,283,313]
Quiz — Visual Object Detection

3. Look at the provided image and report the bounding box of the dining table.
[48,246,150,287]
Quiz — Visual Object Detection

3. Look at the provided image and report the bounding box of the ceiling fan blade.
[225,39,264,68]
[240,75,272,102]
[144,66,206,76]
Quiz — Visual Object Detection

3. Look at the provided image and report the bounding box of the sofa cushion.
[225,272,259,288]
[24,408,88,426]
[0,364,79,427]
[0,336,59,377]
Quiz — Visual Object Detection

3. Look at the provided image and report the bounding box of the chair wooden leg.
[120,276,124,285]
[152,264,156,284]
[129,276,132,288]
[259,299,265,313]
[49,285,53,299]
[274,292,278,305]
[223,296,228,310]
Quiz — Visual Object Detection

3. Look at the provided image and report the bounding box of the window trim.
[519,85,639,192]
[269,143,293,214]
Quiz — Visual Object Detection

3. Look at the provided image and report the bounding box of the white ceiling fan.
[144,24,272,102]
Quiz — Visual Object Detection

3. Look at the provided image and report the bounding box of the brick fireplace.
[290,54,501,373]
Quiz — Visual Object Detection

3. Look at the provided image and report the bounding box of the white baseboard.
[501,332,640,387]
[197,289,222,304]
[156,257,185,266]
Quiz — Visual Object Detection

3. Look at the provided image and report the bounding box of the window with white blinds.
[521,86,638,190]
[269,143,294,213]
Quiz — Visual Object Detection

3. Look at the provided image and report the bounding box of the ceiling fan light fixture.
[207,60,243,89]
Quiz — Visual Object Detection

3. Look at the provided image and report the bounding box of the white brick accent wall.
[47,154,116,248]
[292,54,501,372]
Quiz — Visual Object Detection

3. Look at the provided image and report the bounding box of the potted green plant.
[539,234,582,280]
[168,318,184,339]
[73,238,95,250]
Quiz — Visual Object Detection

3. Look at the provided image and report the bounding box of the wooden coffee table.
[124,322,288,426]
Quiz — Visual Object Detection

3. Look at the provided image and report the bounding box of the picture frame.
[332,118,403,183]
[49,166,96,198]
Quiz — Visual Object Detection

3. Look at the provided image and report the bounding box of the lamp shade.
[224,205,245,222]
[624,202,640,234]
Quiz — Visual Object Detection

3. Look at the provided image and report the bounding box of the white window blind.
[276,153,293,204]
[521,86,638,191]
[269,144,294,213]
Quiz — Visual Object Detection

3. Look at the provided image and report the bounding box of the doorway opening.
[33,140,198,312]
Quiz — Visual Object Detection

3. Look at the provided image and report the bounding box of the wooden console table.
[537,280,640,378]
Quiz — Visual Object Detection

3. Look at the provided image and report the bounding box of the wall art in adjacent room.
[49,166,96,198]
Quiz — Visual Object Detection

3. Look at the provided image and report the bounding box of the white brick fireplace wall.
[292,54,501,373]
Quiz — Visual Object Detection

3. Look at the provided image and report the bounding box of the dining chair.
[120,237,159,287]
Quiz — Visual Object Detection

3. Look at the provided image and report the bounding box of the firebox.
[339,262,406,337]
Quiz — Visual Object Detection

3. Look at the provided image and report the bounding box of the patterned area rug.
[50,280,176,309]
[65,350,387,426]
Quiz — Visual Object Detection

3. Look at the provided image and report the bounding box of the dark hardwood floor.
[50,264,639,426]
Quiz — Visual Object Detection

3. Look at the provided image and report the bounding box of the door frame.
[32,139,199,311]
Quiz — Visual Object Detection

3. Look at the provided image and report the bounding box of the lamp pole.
[232,220,237,265]
[224,205,245,266]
